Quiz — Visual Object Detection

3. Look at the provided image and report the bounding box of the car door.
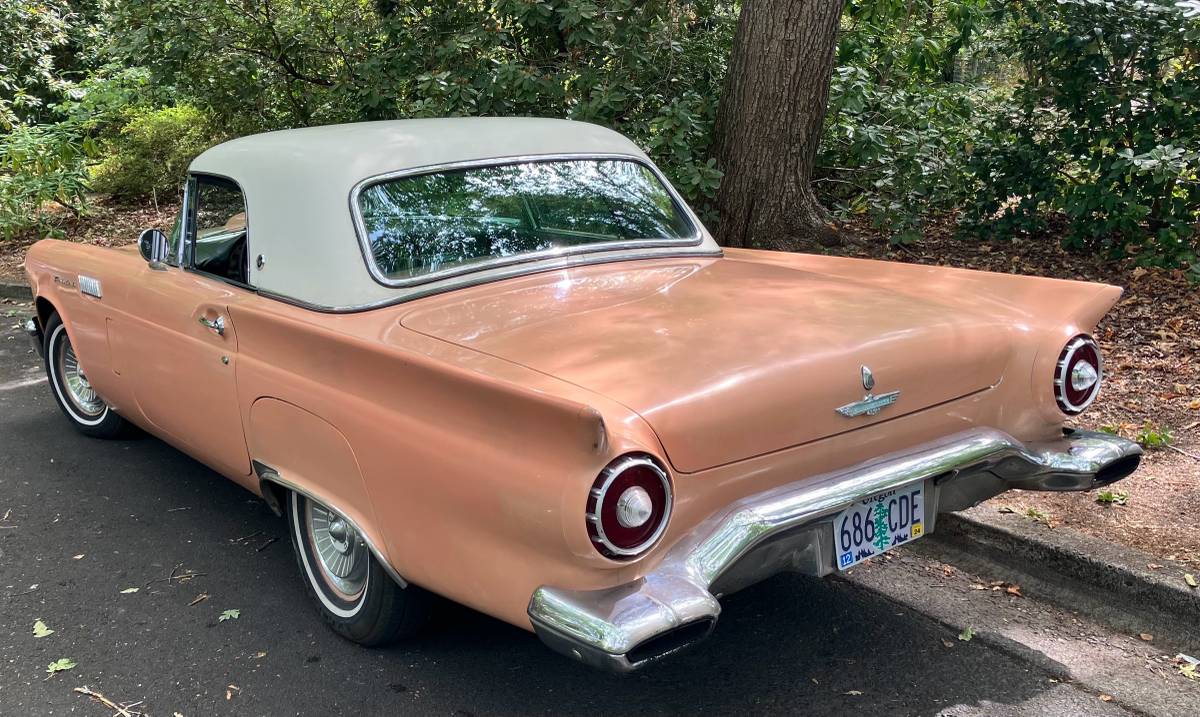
[120,174,253,479]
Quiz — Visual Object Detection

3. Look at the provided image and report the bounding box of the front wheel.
[43,313,128,439]
[286,490,430,645]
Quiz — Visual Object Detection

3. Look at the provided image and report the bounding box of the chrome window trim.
[349,153,707,290]
[255,247,723,314]
[185,171,255,289]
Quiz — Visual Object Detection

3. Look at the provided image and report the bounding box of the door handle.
[199,315,226,336]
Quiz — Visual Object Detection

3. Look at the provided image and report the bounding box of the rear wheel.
[43,313,128,439]
[286,490,430,645]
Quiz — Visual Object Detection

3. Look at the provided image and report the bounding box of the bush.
[0,122,93,240]
[90,105,219,200]
[963,0,1200,267]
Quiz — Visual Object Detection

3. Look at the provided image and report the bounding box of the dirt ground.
[843,217,1200,569]
[2,200,1197,566]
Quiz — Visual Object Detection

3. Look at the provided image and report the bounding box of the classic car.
[23,118,1141,672]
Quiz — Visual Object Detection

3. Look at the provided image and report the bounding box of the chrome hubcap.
[307,502,367,600]
[58,335,105,417]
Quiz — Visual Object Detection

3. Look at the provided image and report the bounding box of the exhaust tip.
[1094,454,1141,487]
[626,618,716,667]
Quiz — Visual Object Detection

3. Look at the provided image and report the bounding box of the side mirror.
[138,228,170,267]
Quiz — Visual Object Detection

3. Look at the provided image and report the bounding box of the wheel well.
[35,297,57,329]
[257,471,287,517]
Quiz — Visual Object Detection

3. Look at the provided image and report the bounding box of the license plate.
[834,484,925,570]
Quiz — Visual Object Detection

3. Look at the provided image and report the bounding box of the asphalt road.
[0,301,1136,716]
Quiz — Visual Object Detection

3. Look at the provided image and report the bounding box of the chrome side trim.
[348,152,710,290]
[528,428,1141,673]
[252,460,409,588]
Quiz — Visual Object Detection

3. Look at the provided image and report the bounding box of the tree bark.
[713,0,846,249]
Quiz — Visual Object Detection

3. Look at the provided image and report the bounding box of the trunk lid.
[400,257,1010,472]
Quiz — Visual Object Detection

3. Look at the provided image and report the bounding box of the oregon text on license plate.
[834,485,925,570]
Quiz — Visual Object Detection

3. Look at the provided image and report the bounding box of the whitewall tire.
[43,313,128,439]
[286,490,430,645]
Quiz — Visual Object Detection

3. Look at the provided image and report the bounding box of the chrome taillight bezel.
[1054,334,1103,415]
[586,455,673,560]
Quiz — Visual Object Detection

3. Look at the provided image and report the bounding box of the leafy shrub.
[90,105,218,200]
[0,122,94,240]
[963,0,1200,267]
[103,0,737,207]
[816,0,994,242]
[819,66,986,243]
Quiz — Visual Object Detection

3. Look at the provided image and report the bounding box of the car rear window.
[356,158,697,282]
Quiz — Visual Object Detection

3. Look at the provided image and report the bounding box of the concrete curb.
[0,280,32,301]
[926,510,1200,652]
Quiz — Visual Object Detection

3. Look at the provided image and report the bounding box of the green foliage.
[818,0,993,242]
[963,0,1200,267]
[102,0,737,207]
[90,105,218,199]
[0,122,94,239]
[1135,421,1174,449]
[0,0,73,129]
[1094,490,1129,506]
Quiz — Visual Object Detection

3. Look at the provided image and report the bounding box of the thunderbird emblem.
[837,365,899,417]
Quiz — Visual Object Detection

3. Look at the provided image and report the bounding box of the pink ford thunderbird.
[23,118,1140,672]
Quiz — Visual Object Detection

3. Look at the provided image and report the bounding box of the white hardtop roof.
[188,118,720,310]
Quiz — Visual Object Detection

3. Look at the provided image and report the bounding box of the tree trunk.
[713,0,846,249]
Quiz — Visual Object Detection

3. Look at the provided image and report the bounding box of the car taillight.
[1055,334,1102,415]
[586,455,672,559]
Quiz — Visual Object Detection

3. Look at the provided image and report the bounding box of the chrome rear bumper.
[527,427,1141,673]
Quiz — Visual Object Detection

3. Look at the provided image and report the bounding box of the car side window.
[189,175,249,285]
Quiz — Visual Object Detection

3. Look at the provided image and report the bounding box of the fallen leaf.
[1139,633,1154,642]
[225,684,241,700]
[1186,574,1198,589]
[844,690,863,696]
[1005,585,1023,597]
[46,658,76,674]
[32,620,54,638]
[1148,563,1164,570]
[1181,663,1198,681]
[219,609,240,622]
[1099,694,1113,702]
[958,627,975,642]
[970,583,988,590]
[941,638,954,648]
[120,587,139,594]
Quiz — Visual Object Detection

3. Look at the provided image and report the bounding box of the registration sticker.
[834,484,925,570]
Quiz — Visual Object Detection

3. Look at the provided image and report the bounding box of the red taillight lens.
[1055,335,1102,415]
[587,455,672,559]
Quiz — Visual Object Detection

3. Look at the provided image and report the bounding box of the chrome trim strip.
[252,461,409,588]
[348,153,710,290]
[255,248,724,314]
[528,427,1141,673]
